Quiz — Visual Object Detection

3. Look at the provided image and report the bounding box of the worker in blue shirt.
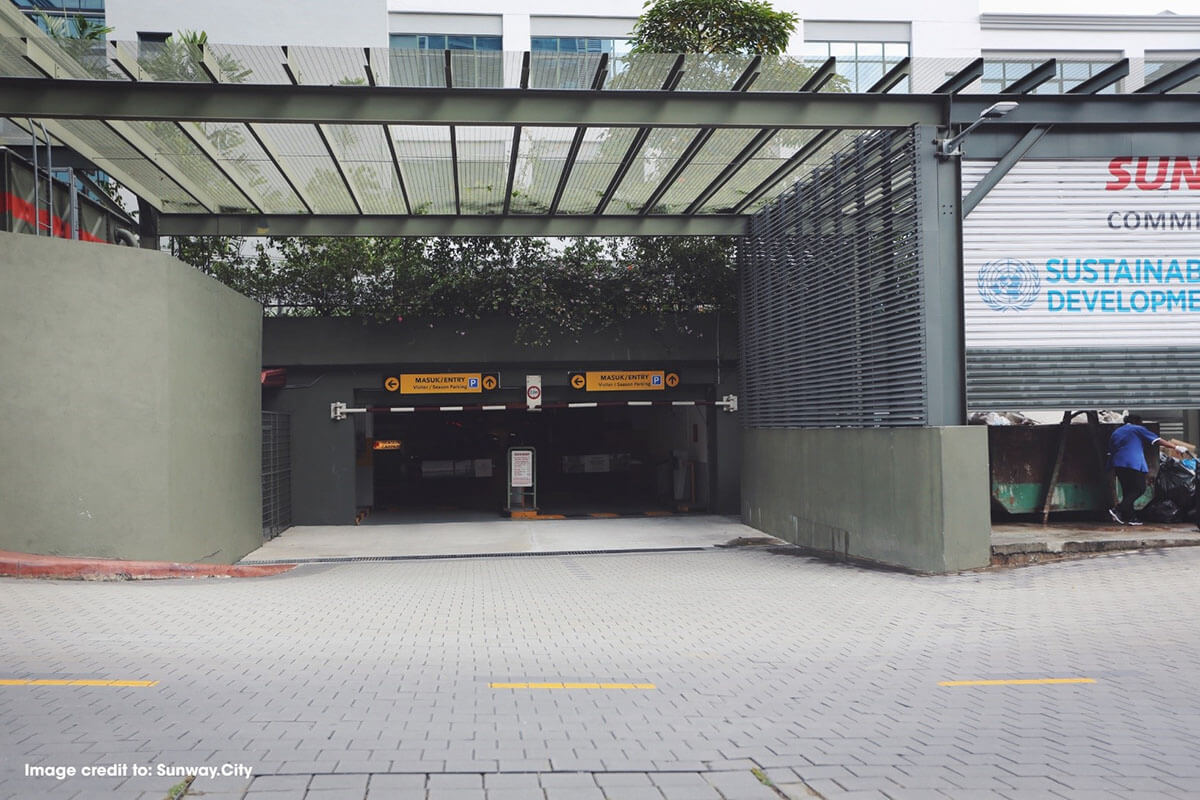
[1108,414,1189,525]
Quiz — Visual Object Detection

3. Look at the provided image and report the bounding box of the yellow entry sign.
[586,371,665,391]
[399,373,482,394]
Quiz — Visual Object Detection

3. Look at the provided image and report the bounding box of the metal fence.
[261,411,292,539]
[739,127,926,428]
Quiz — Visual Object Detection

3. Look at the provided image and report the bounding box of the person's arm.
[1152,437,1190,456]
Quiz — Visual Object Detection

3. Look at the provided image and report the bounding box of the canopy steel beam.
[501,52,530,216]
[110,42,267,215]
[1001,58,1057,95]
[961,125,1049,217]
[0,76,948,129]
[866,57,911,94]
[638,56,761,216]
[731,129,838,214]
[594,55,685,215]
[947,95,1200,125]
[932,58,983,95]
[158,213,748,237]
[549,53,608,216]
[1069,59,1129,94]
[1137,57,1200,94]
[683,57,838,215]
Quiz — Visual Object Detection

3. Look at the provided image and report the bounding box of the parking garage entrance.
[359,393,717,520]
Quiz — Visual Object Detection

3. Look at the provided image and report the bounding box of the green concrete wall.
[0,232,261,563]
[741,426,991,573]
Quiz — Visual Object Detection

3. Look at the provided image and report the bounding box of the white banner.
[963,158,1200,348]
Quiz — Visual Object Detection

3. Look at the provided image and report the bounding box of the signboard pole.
[506,447,537,514]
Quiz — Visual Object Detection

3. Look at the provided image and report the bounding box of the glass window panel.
[447,35,473,50]
[857,42,883,58]
[830,42,855,58]
[884,42,910,59]
[390,34,418,50]
[530,37,557,52]
[476,36,501,51]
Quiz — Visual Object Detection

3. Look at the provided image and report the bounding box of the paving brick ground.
[3,546,1200,799]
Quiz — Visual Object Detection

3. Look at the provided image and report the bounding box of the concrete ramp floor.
[240,514,762,563]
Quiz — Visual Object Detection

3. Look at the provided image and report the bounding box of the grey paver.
[4,547,1200,800]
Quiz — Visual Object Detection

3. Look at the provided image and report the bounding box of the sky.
[981,0,1200,12]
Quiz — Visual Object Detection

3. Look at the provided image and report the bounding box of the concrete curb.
[0,550,297,580]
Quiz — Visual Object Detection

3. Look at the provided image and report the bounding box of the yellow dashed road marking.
[939,678,1094,687]
[0,679,158,687]
[490,682,656,690]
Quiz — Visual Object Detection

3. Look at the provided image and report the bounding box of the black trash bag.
[1142,498,1180,523]
[1155,455,1196,513]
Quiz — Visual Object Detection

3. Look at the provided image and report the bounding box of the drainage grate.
[240,546,712,566]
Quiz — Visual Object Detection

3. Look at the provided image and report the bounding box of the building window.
[803,40,909,92]
[389,34,501,51]
[1145,55,1200,91]
[530,37,631,58]
[981,57,1121,94]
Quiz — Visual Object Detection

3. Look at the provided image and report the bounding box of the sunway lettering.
[1105,157,1200,191]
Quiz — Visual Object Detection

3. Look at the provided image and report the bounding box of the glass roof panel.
[0,37,47,79]
[910,57,979,93]
[128,39,217,82]
[654,129,760,213]
[698,129,818,213]
[752,55,822,92]
[605,127,696,214]
[60,119,202,212]
[676,53,755,91]
[187,121,306,213]
[290,45,369,86]
[449,51,505,89]
[529,52,603,90]
[124,120,256,212]
[386,50,447,88]
[457,126,512,214]
[389,124,455,215]
[508,127,574,214]
[558,127,639,214]
[321,124,405,214]
[206,43,288,85]
[743,129,859,214]
[606,53,680,90]
[253,123,357,213]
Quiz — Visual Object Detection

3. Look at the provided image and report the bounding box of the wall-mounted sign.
[383,372,500,394]
[569,370,676,391]
[372,439,403,451]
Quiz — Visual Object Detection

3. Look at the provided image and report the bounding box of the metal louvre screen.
[262,411,291,539]
[739,128,926,428]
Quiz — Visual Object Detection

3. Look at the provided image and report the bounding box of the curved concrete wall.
[0,233,262,563]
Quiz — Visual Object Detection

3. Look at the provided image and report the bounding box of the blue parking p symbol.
[652,375,662,385]
[469,377,479,388]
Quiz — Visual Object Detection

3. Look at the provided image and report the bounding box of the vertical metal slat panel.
[261,411,291,539]
[739,128,926,428]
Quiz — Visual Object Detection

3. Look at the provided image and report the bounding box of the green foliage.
[172,235,737,344]
[40,13,113,77]
[138,30,251,83]
[629,0,798,55]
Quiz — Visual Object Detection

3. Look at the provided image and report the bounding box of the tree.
[40,13,113,77]
[629,0,798,55]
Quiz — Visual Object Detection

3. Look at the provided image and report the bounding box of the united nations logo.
[977,258,1040,311]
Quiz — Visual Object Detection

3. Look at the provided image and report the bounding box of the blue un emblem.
[977,258,1040,312]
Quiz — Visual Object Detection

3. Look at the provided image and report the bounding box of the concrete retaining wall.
[741,426,991,573]
[0,232,261,563]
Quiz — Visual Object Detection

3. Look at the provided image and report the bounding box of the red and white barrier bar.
[331,395,737,420]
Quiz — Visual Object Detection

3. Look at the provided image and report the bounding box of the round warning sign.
[384,376,400,392]
[482,375,498,391]
[570,374,586,390]
[665,372,680,388]
[527,385,542,400]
